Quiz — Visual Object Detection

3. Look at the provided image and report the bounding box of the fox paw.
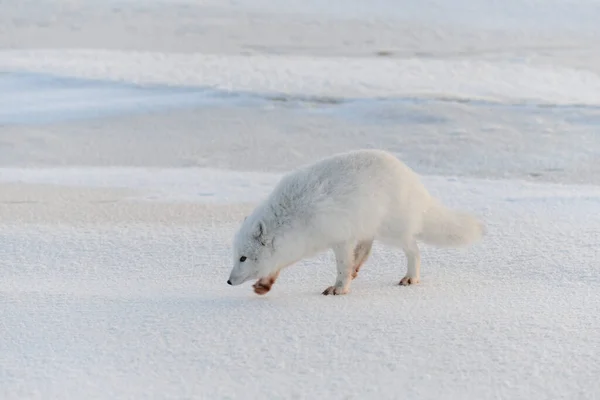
[322,286,349,296]
[399,276,420,286]
[253,280,273,295]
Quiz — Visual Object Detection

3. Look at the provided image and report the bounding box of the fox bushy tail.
[417,200,486,247]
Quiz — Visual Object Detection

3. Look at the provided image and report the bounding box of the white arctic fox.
[227,149,485,296]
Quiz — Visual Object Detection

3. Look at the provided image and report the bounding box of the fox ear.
[253,221,266,246]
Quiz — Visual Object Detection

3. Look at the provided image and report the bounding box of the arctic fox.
[227,149,485,296]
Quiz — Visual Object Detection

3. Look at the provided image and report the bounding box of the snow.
[3,49,600,106]
[1,0,600,399]
[0,72,225,125]
[2,168,600,399]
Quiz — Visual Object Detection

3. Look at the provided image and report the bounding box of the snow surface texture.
[1,169,599,400]
[1,0,600,399]
[4,49,600,106]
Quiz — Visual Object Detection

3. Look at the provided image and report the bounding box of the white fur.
[227,149,485,295]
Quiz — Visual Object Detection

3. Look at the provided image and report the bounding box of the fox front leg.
[253,270,281,295]
[322,242,355,296]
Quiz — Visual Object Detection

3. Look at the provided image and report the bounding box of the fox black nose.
[227,280,232,285]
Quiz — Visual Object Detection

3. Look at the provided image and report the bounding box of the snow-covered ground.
[1,1,600,399]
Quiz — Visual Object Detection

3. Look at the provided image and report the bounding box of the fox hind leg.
[399,238,421,286]
[351,239,374,280]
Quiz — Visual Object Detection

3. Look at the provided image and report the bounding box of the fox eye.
[239,256,247,262]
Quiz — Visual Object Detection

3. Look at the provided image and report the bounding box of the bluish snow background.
[1,0,599,399]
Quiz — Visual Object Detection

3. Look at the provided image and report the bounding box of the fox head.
[227,217,277,286]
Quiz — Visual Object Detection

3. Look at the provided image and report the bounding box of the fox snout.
[227,270,250,286]
[226,275,243,286]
